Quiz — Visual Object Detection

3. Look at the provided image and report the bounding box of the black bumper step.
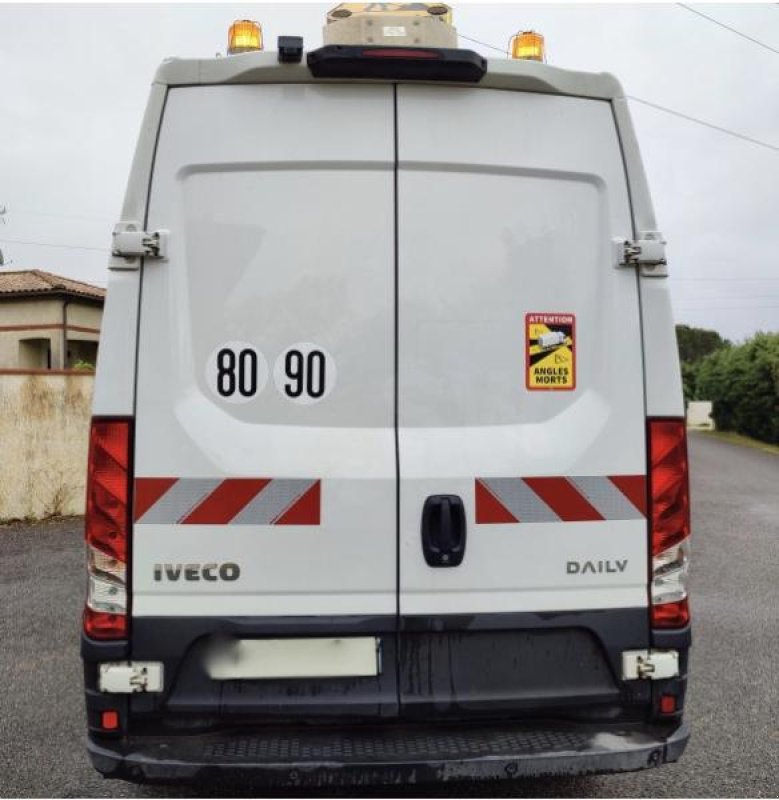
[89,720,690,785]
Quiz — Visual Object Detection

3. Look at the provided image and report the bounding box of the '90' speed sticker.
[273,343,336,405]
[526,313,576,391]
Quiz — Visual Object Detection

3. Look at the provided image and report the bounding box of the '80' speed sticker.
[206,342,269,404]
[206,342,336,405]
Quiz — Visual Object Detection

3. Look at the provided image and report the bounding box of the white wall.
[0,373,92,520]
[687,400,714,430]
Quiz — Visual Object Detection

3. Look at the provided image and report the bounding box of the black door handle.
[421,495,466,568]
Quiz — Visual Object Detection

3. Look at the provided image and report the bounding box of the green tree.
[675,324,730,364]
[681,361,700,405]
[676,324,730,402]
[733,333,779,443]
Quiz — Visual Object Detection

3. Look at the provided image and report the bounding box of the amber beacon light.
[510,30,545,62]
[228,20,263,55]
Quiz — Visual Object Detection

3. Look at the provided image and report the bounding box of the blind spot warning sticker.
[526,313,576,391]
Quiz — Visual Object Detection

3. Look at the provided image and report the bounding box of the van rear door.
[132,84,398,715]
[396,86,649,716]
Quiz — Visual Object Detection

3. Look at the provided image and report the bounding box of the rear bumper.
[88,720,689,785]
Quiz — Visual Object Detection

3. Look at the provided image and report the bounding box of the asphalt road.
[1,432,777,798]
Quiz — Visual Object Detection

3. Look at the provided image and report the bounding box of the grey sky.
[0,2,777,342]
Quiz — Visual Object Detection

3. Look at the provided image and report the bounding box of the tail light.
[84,418,132,640]
[647,418,691,628]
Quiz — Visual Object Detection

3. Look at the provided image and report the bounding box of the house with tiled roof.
[0,270,105,370]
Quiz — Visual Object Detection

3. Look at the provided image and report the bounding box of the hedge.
[695,332,779,445]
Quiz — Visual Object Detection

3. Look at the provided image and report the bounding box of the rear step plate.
[89,722,690,784]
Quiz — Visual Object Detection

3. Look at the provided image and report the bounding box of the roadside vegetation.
[677,325,779,446]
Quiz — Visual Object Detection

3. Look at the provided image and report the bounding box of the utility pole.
[0,206,11,266]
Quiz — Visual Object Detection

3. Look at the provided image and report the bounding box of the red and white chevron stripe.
[475,475,646,524]
[134,478,320,525]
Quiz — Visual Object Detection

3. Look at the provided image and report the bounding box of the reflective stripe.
[568,476,645,521]
[136,479,221,525]
[134,478,321,525]
[522,477,603,522]
[232,479,318,525]
[181,479,272,525]
[475,475,646,524]
[479,478,559,523]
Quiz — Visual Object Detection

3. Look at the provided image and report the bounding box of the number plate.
[205,637,379,680]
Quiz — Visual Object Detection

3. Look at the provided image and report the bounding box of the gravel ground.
[0,431,776,797]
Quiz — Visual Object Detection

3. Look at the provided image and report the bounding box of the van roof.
[153,51,624,101]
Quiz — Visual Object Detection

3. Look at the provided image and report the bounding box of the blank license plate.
[205,636,379,680]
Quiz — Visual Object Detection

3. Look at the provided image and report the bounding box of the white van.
[82,10,691,785]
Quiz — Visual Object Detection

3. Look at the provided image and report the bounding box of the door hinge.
[613,231,667,276]
[621,649,679,681]
[110,222,168,269]
[98,661,164,693]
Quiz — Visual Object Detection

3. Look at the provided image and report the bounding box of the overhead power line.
[8,208,114,223]
[676,296,779,302]
[626,96,779,153]
[0,237,108,253]
[458,33,508,55]
[677,4,779,56]
[460,31,779,154]
[1,24,777,263]
[677,305,779,311]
